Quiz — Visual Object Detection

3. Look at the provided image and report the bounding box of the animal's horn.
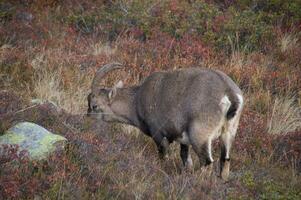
[91,62,123,93]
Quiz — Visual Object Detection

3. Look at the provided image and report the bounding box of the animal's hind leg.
[220,132,232,181]
[220,115,240,181]
[189,122,217,173]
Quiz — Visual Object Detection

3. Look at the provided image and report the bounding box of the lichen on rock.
[0,122,67,160]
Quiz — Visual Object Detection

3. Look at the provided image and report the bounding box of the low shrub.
[218,8,275,52]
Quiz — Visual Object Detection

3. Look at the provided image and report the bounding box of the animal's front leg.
[154,135,169,160]
[180,144,193,172]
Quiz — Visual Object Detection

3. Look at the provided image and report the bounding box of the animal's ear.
[108,81,123,100]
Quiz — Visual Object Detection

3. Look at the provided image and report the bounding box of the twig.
[13,104,40,115]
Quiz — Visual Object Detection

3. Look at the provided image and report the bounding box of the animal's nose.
[92,105,98,110]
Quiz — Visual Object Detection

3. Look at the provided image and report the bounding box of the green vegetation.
[65,0,299,52]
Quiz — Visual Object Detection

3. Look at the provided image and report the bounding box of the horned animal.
[87,63,243,180]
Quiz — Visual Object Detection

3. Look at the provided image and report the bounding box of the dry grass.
[33,67,63,106]
[247,90,272,114]
[267,95,301,135]
[279,33,299,53]
[229,51,247,70]
[33,68,89,114]
[31,52,91,114]
[120,124,142,138]
[91,42,117,57]
[228,34,249,70]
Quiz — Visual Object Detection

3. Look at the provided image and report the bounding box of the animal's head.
[87,63,124,122]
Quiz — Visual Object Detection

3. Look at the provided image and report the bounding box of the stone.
[0,122,67,160]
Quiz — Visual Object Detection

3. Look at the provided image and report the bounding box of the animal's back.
[136,68,240,139]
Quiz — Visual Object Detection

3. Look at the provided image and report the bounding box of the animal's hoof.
[221,171,229,181]
[220,160,230,181]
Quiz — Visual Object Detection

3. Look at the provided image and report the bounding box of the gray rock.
[0,122,67,160]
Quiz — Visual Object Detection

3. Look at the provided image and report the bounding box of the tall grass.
[267,96,301,135]
[31,53,90,114]
[33,67,63,106]
[279,33,299,53]
[228,33,249,70]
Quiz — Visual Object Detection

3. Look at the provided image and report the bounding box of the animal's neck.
[111,86,140,127]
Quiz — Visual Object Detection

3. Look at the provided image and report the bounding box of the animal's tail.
[226,93,243,120]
